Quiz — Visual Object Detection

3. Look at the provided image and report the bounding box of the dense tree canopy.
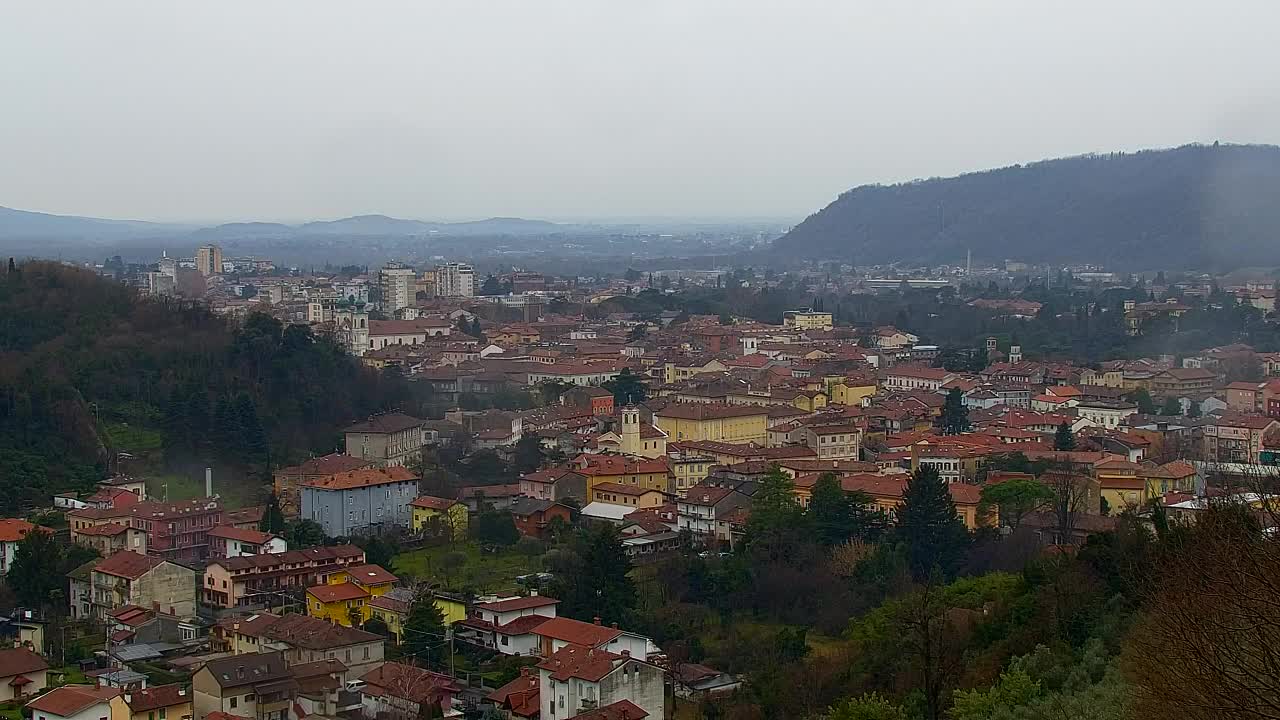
[0,262,407,510]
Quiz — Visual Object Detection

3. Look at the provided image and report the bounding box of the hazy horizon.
[4,1,1279,222]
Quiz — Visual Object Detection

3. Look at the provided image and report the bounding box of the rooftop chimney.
[611,622,618,629]
[593,617,601,625]
[205,467,213,498]
[124,694,132,704]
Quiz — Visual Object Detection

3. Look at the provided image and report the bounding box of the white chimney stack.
[205,467,213,498]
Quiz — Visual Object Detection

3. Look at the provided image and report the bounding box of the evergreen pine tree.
[212,395,239,457]
[809,473,855,546]
[261,493,286,533]
[1053,422,1077,451]
[403,587,448,666]
[938,388,970,435]
[550,524,637,624]
[744,467,806,559]
[895,465,969,579]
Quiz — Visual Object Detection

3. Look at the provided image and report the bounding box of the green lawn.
[146,473,260,509]
[393,542,541,595]
[48,665,89,687]
[103,422,164,454]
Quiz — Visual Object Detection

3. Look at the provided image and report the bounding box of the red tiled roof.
[886,365,951,380]
[486,671,540,718]
[359,662,460,705]
[276,454,370,477]
[576,455,670,477]
[0,519,47,542]
[592,482,663,497]
[211,544,365,572]
[74,522,130,537]
[302,466,418,490]
[124,684,190,713]
[537,644,624,682]
[458,484,522,499]
[534,617,621,648]
[0,648,48,679]
[409,495,459,511]
[655,403,767,421]
[343,413,427,435]
[568,700,649,720]
[307,583,369,603]
[27,686,121,716]
[495,615,554,636]
[94,551,163,580]
[345,564,398,586]
[208,526,276,544]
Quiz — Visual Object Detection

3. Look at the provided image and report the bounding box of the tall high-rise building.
[195,244,223,276]
[379,262,416,314]
[436,262,475,298]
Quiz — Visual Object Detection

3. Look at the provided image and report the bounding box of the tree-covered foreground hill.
[0,261,404,512]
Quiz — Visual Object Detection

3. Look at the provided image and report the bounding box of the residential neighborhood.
[7,256,1280,720]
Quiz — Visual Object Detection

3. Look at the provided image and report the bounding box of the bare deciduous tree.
[1123,505,1280,719]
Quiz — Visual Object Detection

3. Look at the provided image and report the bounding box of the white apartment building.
[436,262,475,298]
[379,263,416,314]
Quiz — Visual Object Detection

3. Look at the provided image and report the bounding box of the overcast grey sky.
[2,1,1278,223]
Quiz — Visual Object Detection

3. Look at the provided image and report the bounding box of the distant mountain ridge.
[0,207,575,244]
[774,143,1280,269]
[0,205,190,239]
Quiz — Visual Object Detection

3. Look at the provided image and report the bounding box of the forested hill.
[775,143,1280,269]
[0,262,406,513]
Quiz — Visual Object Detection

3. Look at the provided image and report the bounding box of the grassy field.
[392,542,541,594]
[103,422,164,454]
[145,472,261,509]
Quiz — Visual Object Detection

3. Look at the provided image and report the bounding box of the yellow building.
[670,457,714,496]
[310,564,397,625]
[783,310,834,330]
[576,455,673,497]
[792,390,828,412]
[308,582,371,626]
[663,358,728,384]
[1080,367,1124,388]
[654,403,768,444]
[1094,458,1195,513]
[409,496,469,538]
[590,482,667,508]
[367,588,467,642]
[829,379,877,407]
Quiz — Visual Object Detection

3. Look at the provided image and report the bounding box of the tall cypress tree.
[744,467,806,559]
[1053,422,1077,451]
[809,473,856,546]
[896,465,969,579]
[938,388,970,435]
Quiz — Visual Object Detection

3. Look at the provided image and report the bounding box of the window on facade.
[229,698,238,709]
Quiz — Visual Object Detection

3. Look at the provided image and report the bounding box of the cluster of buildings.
[284,303,1280,549]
